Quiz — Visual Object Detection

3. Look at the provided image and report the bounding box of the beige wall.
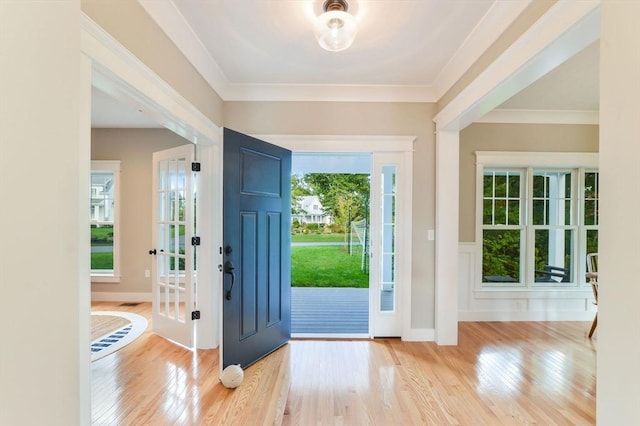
[82,0,224,127]
[91,129,189,293]
[1,2,87,424]
[459,122,599,242]
[226,101,437,329]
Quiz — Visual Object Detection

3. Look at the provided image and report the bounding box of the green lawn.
[291,245,368,287]
[91,226,113,244]
[91,252,113,270]
[291,233,346,243]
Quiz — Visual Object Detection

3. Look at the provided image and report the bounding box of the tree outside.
[483,170,599,283]
[291,173,370,287]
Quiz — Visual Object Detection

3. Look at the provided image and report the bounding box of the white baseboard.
[459,310,595,322]
[402,328,435,342]
[91,292,152,302]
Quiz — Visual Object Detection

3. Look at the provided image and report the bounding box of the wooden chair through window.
[586,253,598,338]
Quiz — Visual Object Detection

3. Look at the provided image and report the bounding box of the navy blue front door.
[222,128,291,369]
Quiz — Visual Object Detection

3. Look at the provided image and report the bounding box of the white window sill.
[474,287,592,299]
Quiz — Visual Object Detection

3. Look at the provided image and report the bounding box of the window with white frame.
[91,160,120,281]
[476,152,598,288]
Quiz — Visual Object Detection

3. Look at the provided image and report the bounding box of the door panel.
[152,144,196,347]
[222,128,291,369]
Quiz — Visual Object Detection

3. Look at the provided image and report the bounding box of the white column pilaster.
[435,130,459,345]
[598,2,640,423]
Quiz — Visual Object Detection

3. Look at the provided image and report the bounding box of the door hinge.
[191,236,201,246]
[191,310,200,320]
[191,162,201,172]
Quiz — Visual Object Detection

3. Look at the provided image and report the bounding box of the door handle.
[224,261,236,300]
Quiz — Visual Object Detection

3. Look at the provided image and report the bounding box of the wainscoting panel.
[458,243,595,321]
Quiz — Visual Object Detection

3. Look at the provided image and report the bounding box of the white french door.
[151,144,197,347]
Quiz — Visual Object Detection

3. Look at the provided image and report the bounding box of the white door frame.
[257,134,414,339]
[81,13,221,350]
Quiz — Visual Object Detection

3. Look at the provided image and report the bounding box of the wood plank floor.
[91,302,596,425]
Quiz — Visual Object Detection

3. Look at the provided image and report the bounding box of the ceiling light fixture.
[314,0,357,52]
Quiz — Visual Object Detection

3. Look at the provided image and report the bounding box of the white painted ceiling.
[172,0,495,86]
[91,87,162,128]
[91,0,599,128]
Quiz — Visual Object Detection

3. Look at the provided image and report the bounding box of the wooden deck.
[291,287,395,334]
[292,287,369,334]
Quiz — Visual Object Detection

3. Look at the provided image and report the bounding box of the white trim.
[81,12,219,146]
[432,0,534,99]
[254,134,414,339]
[138,0,528,103]
[458,243,596,322]
[224,84,436,103]
[435,130,459,345]
[255,134,416,153]
[400,151,414,340]
[91,292,153,302]
[471,289,593,299]
[79,53,93,425]
[434,1,601,130]
[475,151,599,168]
[137,0,230,99]
[137,0,437,102]
[459,311,594,322]
[474,155,599,292]
[477,109,600,125]
[82,11,222,349]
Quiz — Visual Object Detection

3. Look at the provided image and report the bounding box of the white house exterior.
[294,195,331,225]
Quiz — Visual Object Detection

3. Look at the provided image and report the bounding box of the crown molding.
[253,134,416,152]
[434,0,601,131]
[431,0,534,100]
[138,0,434,102]
[225,83,437,103]
[476,108,599,125]
[137,0,231,99]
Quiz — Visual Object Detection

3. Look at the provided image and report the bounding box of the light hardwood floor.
[91,302,596,425]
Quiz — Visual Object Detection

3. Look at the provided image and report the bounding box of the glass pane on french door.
[380,165,397,312]
[157,157,188,322]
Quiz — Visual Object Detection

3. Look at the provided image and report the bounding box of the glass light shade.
[313,10,357,52]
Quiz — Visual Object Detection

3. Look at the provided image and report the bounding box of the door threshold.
[292,333,370,340]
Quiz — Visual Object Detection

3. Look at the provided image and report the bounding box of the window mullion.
[524,167,533,287]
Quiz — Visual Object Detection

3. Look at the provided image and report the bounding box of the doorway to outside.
[291,153,371,336]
